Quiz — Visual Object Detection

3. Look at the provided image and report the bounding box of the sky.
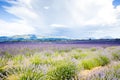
[0,0,120,39]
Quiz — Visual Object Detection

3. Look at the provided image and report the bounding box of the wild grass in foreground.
[0,43,120,80]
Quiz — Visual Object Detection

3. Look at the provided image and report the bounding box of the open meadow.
[0,42,120,80]
[1,0,120,80]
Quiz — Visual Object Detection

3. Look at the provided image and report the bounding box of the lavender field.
[0,42,120,80]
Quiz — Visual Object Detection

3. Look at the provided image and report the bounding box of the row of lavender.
[0,42,120,80]
[0,42,118,55]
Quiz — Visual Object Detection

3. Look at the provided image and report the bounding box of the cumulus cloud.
[66,0,118,26]
[50,24,66,28]
[0,19,35,36]
[1,0,53,36]
[0,0,120,38]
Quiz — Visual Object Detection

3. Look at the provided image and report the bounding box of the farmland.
[0,42,120,80]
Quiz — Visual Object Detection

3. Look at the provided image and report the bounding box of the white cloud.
[4,0,38,20]
[43,6,50,10]
[65,0,118,26]
[0,0,120,38]
[0,19,35,36]
[50,24,66,28]
[2,0,52,35]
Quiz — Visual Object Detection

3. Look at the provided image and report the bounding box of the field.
[0,42,120,80]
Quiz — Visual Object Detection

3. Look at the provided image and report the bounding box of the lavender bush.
[0,42,120,80]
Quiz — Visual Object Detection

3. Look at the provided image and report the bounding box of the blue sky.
[0,0,120,39]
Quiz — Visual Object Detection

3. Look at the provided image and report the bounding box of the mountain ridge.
[0,34,70,42]
[0,34,120,44]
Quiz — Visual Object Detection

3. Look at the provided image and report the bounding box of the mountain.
[0,34,69,42]
[0,34,120,44]
[0,36,11,42]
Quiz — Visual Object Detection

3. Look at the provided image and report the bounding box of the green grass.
[3,51,12,58]
[19,69,44,80]
[0,46,120,80]
[47,61,77,80]
[30,54,43,65]
[82,58,99,70]
[91,48,97,51]
[98,55,110,66]
[112,52,120,61]
[12,55,24,64]
[4,66,44,80]
[72,53,88,59]
[82,55,110,70]
[0,58,8,73]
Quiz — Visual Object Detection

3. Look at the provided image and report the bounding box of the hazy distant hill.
[0,34,69,42]
[0,34,120,44]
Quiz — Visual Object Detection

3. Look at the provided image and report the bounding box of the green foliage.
[112,52,120,61]
[82,55,110,70]
[98,55,110,66]
[114,64,120,71]
[58,49,70,53]
[12,55,24,63]
[3,51,12,58]
[91,48,97,51]
[47,61,77,80]
[76,49,82,53]
[0,46,120,80]
[0,58,6,67]
[72,53,88,59]
[30,54,42,65]
[19,69,44,80]
[42,57,55,65]
[53,52,59,57]
[30,54,54,65]
[3,66,44,80]
[0,58,8,72]
[44,53,52,57]
[25,52,32,57]
[6,74,19,80]
[82,58,99,70]
[77,61,84,71]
